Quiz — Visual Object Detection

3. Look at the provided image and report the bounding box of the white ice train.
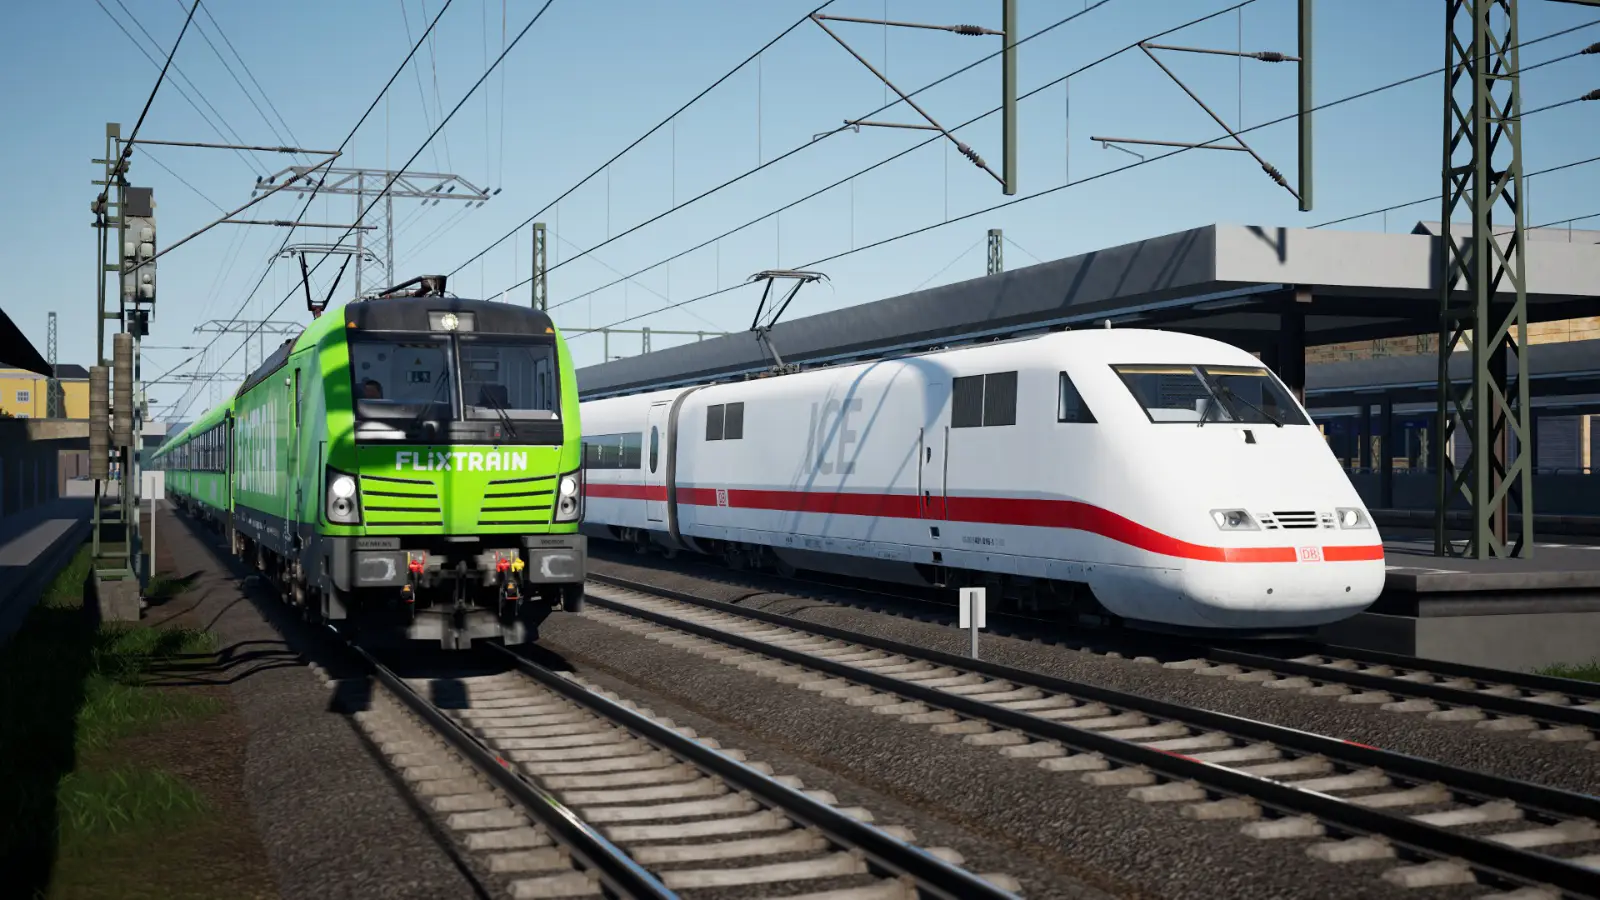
[578,329,1386,633]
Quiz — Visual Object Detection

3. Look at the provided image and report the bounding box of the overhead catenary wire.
[571,19,1600,340]
[195,1,307,159]
[110,0,269,175]
[93,0,264,176]
[174,0,297,160]
[180,0,560,423]
[168,0,460,422]
[543,0,1251,311]
[1310,153,1600,230]
[471,0,1119,288]
[447,0,846,278]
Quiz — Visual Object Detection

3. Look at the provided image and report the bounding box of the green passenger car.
[152,282,587,649]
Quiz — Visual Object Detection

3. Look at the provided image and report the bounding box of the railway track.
[598,556,1600,744]
[342,643,1022,899]
[585,572,1600,900]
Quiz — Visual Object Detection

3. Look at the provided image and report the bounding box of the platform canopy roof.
[1305,337,1600,409]
[576,221,1600,399]
[0,307,51,376]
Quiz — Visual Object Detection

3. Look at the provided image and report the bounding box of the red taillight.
[495,556,511,573]
[408,554,426,574]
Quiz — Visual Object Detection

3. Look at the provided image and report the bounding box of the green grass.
[55,768,209,844]
[0,545,225,894]
[1534,659,1600,683]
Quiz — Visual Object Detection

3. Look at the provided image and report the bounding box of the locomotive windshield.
[348,331,562,439]
[458,336,560,420]
[1113,364,1308,426]
[350,336,455,420]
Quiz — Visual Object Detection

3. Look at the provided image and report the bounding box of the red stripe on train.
[582,482,1384,564]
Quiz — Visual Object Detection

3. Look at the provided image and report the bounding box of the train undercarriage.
[174,496,584,649]
[601,525,1118,627]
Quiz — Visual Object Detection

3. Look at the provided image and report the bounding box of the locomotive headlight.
[326,468,362,524]
[554,469,583,523]
[1336,507,1371,529]
[1209,508,1260,531]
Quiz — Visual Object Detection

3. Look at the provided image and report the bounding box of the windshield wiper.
[477,389,519,438]
[406,369,451,436]
[1196,395,1217,428]
[1215,383,1283,428]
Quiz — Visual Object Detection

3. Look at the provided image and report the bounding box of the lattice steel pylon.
[253,166,493,297]
[46,311,62,418]
[1434,0,1533,559]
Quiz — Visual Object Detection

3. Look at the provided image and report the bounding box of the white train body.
[580,329,1385,632]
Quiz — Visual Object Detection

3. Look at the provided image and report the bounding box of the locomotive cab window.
[349,336,454,423]
[1113,364,1309,426]
[1057,372,1096,423]
[458,335,560,421]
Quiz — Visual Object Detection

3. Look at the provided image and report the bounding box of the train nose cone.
[1182,558,1386,629]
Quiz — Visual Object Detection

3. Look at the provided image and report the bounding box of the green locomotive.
[152,276,586,648]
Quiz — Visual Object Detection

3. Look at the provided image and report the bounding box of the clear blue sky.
[4,0,1597,423]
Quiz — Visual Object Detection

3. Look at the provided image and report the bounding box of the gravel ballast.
[538,604,1492,900]
[589,553,1600,800]
[161,510,491,900]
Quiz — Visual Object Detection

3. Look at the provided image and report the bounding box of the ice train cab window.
[1057,372,1096,423]
[1112,364,1308,426]
[952,371,1017,428]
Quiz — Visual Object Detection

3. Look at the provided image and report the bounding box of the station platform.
[0,497,93,646]
[1317,535,1600,672]
[1372,507,1600,538]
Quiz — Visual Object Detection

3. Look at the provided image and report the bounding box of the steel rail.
[1272,644,1600,701]
[587,574,1600,898]
[487,643,1021,900]
[1201,646,1600,730]
[646,557,1600,730]
[350,644,677,900]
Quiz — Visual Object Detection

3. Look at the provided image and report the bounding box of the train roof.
[582,328,1264,406]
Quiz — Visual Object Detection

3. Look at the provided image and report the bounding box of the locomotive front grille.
[362,474,444,527]
[1267,510,1320,530]
[478,473,556,527]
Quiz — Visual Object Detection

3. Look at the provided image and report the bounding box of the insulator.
[1255,51,1290,63]
[1261,162,1288,187]
[1582,89,1600,102]
[951,24,988,36]
[1581,42,1599,55]
[958,142,986,168]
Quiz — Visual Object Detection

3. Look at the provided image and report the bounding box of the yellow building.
[0,365,90,419]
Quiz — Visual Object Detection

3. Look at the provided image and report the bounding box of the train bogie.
[581,329,1385,634]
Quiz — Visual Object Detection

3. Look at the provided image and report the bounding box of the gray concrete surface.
[0,496,92,645]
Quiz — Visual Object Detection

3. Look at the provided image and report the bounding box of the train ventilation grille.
[1259,510,1322,530]
[478,474,556,527]
[360,474,443,526]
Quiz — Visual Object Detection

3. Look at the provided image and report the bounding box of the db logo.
[1297,546,1324,563]
[715,488,730,508]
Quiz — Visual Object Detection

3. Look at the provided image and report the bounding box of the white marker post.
[958,587,987,659]
[142,470,165,587]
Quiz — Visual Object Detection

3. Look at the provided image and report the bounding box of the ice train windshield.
[1113,364,1309,426]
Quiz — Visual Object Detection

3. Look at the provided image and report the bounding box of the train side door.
[645,401,670,522]
[287,368,302,532]
[919,383,949,520]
